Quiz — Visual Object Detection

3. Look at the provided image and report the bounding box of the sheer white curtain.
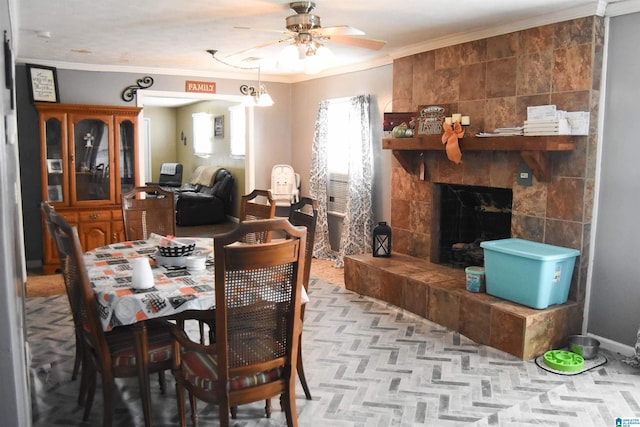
[310,95,373,267]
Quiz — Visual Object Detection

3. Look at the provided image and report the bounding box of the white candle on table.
[131,257,154,289]
[461,116,470,125]
[445,117,452,125]
[452,113,462,123]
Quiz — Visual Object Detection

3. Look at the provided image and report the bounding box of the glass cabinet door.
[71,117,113,203]
[43,116,67,204]
[118,119,136,195]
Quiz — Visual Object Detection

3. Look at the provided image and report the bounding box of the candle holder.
[444,113,471,134]
[373,221,392,257]
[444,114,470,127]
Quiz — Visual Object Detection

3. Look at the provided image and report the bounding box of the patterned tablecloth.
[85,238,217,331]
[85,237,309,332]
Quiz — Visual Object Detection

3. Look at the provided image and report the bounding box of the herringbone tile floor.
[27,278,640,426]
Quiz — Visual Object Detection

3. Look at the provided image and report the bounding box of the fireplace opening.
[433,184,512,269]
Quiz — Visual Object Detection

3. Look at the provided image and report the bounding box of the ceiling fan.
[228,1,386,72]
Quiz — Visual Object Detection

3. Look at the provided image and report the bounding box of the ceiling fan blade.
[233,26,289,34]
[327,35,386,51]
[225,37,293,59]
[312,25,365,37]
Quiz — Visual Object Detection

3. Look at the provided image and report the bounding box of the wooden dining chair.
[41,201,84,386]
[122,185,176,241]
[170,218,307,427]
[48,210,174,427]
[239,189,276,243]
[287,196,318,400]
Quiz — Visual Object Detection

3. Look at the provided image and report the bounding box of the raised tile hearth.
[344,253,581,360]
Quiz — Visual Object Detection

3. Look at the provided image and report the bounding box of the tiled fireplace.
[345,16,604,359]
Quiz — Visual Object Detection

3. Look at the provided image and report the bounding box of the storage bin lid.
[480,238,580,261]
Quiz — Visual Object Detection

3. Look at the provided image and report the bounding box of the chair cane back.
[41,201,83,385]
[170,218,306,427]
[122,185,176,241]
[238,189,276,243]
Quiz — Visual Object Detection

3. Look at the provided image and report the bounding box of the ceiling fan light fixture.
[304,44,333,74]
[277,43,300,70]
[277,37,333,74]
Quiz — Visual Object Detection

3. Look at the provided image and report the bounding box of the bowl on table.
[156,238,196,257]
[567,335,600,359]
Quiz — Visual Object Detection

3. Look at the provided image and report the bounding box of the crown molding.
[16,54,394,84]
[15,57,297,84]
[605,0,640,16]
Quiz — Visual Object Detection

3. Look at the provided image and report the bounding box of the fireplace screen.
[434,184,512,269]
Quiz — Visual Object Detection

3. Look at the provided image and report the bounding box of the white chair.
[269,164,300,206]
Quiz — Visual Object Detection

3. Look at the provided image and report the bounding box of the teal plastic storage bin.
[480,238,580,309]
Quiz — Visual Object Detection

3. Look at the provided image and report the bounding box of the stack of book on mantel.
[524,104,571,136]
[523,119,571,136]
[476,127,523,137]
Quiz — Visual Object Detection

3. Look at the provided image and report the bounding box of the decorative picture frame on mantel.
[214,115,224,138]
[26,63,60,103]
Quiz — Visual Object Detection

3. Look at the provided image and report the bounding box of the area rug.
[25,273,64,298]
[534,351,608,375]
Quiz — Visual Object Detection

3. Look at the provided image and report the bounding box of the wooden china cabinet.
[37,103,141,274]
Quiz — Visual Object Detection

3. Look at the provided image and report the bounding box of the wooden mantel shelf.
[382,134,576,182]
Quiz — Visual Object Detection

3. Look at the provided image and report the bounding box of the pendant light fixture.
[207,49,273,107]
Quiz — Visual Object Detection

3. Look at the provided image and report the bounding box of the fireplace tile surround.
[344,16,603,358]
[344,253,581,360]
[390,16,602,306]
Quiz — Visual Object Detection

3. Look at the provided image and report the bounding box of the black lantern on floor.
[373,221,392,257]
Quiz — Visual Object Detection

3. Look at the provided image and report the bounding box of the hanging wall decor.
[121,76,154,102]
[26,63,60,103]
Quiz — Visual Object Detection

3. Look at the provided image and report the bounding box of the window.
[229,105,245,158]
[192,112,213,157]
[326,99,357,215]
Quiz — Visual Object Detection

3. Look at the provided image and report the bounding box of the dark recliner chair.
[145,162,184,188]
[175,167,234,226]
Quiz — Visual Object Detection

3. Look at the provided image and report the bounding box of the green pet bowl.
[543,350,585,372]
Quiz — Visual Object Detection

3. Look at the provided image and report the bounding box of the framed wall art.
[214,115,224,138]
[47,185,63,202]
[47,159,63,174]
[26,63,60,103]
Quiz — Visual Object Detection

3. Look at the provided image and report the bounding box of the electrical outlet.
[517,161,533,186]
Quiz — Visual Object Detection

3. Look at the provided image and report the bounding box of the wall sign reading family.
[26,64,60,103]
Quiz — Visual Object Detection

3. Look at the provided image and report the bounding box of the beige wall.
[142,100,247,219]
[290,65,394,223]
[143,107,178,182]
[176,100,245,218]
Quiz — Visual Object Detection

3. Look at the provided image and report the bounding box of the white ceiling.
[14,0,630,83]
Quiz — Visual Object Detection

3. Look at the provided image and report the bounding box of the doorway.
[137,90,254,193]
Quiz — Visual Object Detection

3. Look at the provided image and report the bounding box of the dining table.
[83,236,309,427]
[84,237,214,427]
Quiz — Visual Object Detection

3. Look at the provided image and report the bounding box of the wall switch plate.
[517,161,533,186]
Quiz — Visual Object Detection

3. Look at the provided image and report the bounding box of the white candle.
[461,116,470,125]
[445,117,452,125]
[452,113,462,123]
